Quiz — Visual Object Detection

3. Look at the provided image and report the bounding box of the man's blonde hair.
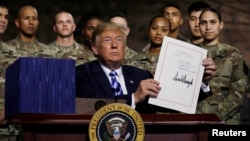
[91,22,127,44]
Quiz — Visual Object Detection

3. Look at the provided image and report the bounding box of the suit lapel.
[92,61,113,97]
[122,66,136,95]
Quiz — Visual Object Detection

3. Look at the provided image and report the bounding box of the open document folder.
[148,36,207,114]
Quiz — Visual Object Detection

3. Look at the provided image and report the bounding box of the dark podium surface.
[9,113,224,141]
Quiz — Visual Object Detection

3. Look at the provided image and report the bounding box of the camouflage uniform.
[196,43,248,124]
[0,42,14,139]
[48,41,95,66]
[124,44,158,76]
[0,42,18,141]
[0,41,15,113]
[6,37,57,58]
[124,46,137,60]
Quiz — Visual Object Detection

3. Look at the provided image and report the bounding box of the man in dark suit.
[75,22,216,114]
[75,22,161,113]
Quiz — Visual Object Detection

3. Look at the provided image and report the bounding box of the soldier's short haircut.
[0,0,8,9]
[188,1,210,15]
[162,2,182,14]
[107,11,128,22]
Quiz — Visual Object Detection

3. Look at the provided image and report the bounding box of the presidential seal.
[89,103,144,141]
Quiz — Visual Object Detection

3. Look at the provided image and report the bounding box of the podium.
[5,57,75,119]
[9,113,223,141]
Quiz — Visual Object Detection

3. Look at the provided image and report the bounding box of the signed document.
[148,36,207,114]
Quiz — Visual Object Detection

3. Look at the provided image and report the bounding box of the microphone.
[94,100,107,111]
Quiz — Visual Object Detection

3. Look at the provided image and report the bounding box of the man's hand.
[202,58,216,85]
[133,79,161,104]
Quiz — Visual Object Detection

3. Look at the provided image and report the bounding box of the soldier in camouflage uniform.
[48,41,94,66]
[0,3,15,141]
[48,11,95,66]
[0,41,20,141]
[126,15,216,79]
[127,43,159,76]
[6,37,55,58]
[1,5,57,140]
[126,15,216,114]
[196,7,248,124]
[75,13,103,62]
[124,15,169,75]
[0,1,9,122]
[0,2,20,140]
[6,5,56,58]
[107,12,137,60]
[186,1,210,46]
[162,3,187,42]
